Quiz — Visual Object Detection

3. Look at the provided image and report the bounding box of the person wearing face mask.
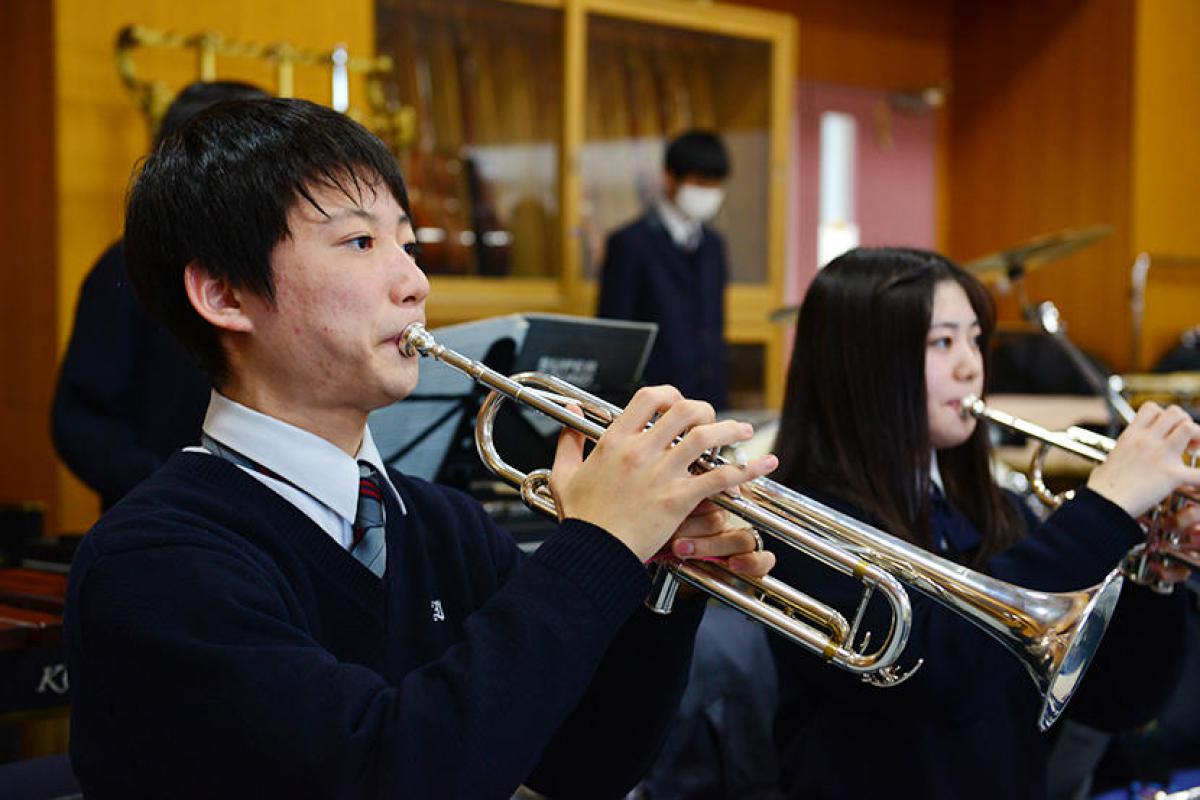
[598,130,731,409]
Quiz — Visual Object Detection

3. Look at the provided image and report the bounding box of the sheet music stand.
[368,313,657,484]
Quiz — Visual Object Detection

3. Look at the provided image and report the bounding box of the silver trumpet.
[959,394,1114,510]
[961,394,1200,592]
[401,324,1124,730]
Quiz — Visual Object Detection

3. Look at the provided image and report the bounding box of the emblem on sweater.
[431,599,445,622]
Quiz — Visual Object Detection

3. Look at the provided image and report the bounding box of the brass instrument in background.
[114,24,415,150]
[1118,372,1200,411]
[961,395,1200,593]
[401,323,1126,731]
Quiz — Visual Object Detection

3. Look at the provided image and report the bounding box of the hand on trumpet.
[547,385,779,571]
[1087,402,1200,519]
[664,500,777,578]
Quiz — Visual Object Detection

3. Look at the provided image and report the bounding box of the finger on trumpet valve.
[724,442,750,467]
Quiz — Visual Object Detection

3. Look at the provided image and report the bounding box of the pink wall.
[789,81,937,306]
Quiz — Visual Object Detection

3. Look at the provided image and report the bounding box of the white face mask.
[674,183,725,222]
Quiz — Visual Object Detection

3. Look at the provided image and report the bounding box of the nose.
[389,242,430,307]
[954,340,982,382]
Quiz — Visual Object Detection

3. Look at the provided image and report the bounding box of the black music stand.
[368,313,656,485]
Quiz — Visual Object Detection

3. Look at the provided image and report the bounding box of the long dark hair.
[774,247,1023,566]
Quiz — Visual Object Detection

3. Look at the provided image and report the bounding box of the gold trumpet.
[960,394,1200,592]
[401,324,1125,730]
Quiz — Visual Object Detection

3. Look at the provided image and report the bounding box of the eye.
[402,241,422,260]
[928,335,953,350]
[346,235,374,252]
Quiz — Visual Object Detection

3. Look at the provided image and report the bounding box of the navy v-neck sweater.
[65,452,704,799]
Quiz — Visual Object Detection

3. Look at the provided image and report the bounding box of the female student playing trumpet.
[767,247,1200,800]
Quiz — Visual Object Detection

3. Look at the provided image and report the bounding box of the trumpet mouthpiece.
[959,394,983,419]
[399,323,434,357]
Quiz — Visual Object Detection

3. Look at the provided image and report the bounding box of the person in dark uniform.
[51,80,268,510]
[767,246,1200,800]
[65,97,779,799]
[598,130,731,410]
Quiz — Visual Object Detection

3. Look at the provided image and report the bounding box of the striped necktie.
[352,461,388,578]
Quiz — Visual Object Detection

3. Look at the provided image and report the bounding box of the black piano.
[0,568,68,714]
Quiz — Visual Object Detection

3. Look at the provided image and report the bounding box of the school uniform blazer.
[598,211,729,410]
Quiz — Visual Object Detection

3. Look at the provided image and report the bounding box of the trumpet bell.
[1034,569,1123,730]
[748,472,1124,731]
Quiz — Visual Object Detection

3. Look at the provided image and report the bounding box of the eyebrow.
[929,319,981,330]
[317,207,411,227]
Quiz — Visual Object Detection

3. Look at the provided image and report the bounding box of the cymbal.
[963,224,1113,280]
[768,305,799,324]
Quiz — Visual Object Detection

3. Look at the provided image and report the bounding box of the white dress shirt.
[930,451,945,493]
[188,390,405,550]
[655,197,703,251]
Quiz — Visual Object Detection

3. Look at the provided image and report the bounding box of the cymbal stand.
[1130,252,1151,373]
[1004,259,1136,431]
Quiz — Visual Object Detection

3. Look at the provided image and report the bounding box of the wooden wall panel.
[1131,0,1200,369]
[1139,260,1200,371]
[1133,0,1200,258]
[736,0,1196,376]
[0,2,57,530]
[947,0,1136,373]
[49,0,374,532]
[731,0,950,89]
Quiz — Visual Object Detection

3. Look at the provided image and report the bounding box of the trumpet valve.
[862,658,924,688]
[1122,544,1175,595]
[646,565,683,615]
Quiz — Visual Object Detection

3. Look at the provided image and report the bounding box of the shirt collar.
[929,451,945,493]
[655,197,702,250]
[202,390,405,525]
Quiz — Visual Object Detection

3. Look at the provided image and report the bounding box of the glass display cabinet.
[376,0,794,408]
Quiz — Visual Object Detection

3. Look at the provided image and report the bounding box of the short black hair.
[154,80,270,148]
[664,130,730,181]
[125,97,410,385]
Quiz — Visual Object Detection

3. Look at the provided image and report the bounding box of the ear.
[183,262,254,333]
